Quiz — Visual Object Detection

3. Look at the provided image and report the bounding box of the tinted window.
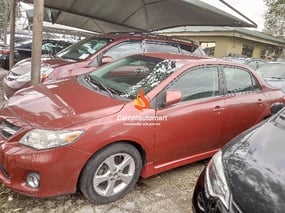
[224,67,260,94]
[180,43,205,56]
[145,42,179,53]
[103,41,142,60]
[168,66,219,101]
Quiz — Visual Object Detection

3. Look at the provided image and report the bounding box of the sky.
[201,0,267,31]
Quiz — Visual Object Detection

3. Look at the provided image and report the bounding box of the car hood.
[11,57,75,75]
[223,120,285,213]
[5,78,125,129]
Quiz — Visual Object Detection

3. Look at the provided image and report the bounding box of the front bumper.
[192,169,243,213]
[0,116,91,198]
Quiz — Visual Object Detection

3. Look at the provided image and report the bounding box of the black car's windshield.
[56,36,112,60]
[257,63,285,79]
[87,55,181,99]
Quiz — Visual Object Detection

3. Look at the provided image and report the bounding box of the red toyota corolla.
[0,53,284,204]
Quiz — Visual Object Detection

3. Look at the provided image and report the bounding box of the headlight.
[19,129,83,150]
[205,151,230,209]
[16,72,31,82]
[15,66,54,82]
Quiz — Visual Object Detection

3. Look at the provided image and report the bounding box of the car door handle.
[213,105,224,113]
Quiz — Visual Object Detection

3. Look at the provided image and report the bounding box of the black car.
[0,39,73,70]
[192,105,285,213]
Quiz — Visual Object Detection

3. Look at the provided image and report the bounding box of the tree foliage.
[264,0,285,37]
[0,0,10,29]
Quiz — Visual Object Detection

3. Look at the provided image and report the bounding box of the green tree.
[0,0,10,30]
[264,0,285,37]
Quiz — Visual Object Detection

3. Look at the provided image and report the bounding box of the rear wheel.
[79,143,142,204]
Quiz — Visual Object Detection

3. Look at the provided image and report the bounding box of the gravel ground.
[0,68,207,213]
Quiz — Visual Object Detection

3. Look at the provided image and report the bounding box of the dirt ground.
[0,68,207,213]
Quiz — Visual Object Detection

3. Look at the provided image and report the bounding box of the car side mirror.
[101,56,113,64]
[271,102,284,115]
[165,90,182,106]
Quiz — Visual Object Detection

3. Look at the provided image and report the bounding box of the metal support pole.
[31,0,44,85]
[3,0,8,46]
[9,0,16,70]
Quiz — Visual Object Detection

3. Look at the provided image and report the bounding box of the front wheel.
[79,143,142,204]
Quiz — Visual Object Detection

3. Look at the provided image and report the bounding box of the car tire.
[79,142,142,204]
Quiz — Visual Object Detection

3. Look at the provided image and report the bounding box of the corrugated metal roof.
[22,0,257,33]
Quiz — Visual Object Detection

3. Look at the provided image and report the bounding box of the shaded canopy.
[22,0,256,33]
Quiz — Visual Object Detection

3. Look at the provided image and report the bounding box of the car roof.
[137,52,240,66]
[90,32,199,46]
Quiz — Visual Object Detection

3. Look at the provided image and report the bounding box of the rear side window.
[180,44,204,56]
[145,42,179,53]
[224,66,260,94]
[103,41,142,60]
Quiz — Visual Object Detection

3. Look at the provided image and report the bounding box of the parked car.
[2,33,205,99]
[0,39,73,70]
[0,53,284,204]
[222,56,267,70]
[192,105,285,213]
[256,62,285,92]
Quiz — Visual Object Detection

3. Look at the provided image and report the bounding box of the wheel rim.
[93,153,136,197]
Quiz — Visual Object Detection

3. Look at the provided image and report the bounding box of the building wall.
[175,34,283,60]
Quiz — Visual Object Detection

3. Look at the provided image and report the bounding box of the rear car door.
[154,65,225,165]
[221,65,267,145]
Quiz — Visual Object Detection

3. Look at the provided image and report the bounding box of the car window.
[57,37,112,60]
[88,55,182,99]
[224,66,260,94]
[180,44,204,56]
[103,41,142,60]
[168,66,220,101]
[247,60,266,70]
[257,63,285,79]
[247,61,258,70]
[145,42,179,53]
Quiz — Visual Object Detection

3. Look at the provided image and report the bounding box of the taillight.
[0,49,10,55]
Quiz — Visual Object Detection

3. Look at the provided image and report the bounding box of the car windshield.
[56,36,112,60]
[87,55,182,99]
[257,63,285,79]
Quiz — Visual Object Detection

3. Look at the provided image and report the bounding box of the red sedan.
[0,53,284,204]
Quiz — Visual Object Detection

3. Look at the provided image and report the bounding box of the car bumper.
[0,134,91,198]
[192,169,243,213]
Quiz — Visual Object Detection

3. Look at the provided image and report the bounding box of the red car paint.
[0,53,284,199]
[2,33,205,99]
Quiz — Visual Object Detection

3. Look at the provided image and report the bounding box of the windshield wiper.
[264,76,285,80]
[83,75,100,91]
[88,76,114,97]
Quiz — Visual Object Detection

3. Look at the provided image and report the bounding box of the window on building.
[200,42,216,56]
[241,45,254,57]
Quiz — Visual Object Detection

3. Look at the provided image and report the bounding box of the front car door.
[153,65,225,167]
